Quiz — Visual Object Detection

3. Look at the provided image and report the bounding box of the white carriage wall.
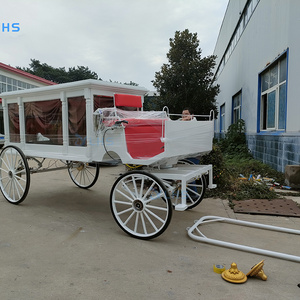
[214,0,300,172]
[1,80,148,163]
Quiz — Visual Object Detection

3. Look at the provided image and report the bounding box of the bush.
[218,119,252,159]
[199,144,228,187]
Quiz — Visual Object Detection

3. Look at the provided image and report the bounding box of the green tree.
[152,29,219,116]
[17,59,100,83]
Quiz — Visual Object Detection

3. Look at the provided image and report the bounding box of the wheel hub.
[76,163,84,171]
[8,171,13,178]
[133,199,144,211]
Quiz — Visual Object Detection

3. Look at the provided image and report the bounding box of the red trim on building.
[0,62,57,85]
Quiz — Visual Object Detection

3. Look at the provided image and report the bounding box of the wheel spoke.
[1,155,10,171]
[12,178,21,200]
[143,210,158,231]
[117,206,134,217]
[68,161,99,189]
[140,212,147,235]
[123,210,136,225]
[115,188,135,203]
[85,166,96,178]
[12,150,18,170]
[139,176,145,199]
[144,191,165,203]
[121,181,136,200]
[145,204,168,212]
[132,176,138,197]
[13,176,26,193]
[186,186,199,197]
[144,207,166,224]
[134,212,139,232]
[141,181,156,201]
[2,177,11,191]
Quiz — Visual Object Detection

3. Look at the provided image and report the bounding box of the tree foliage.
[17,59,100,83]
[152,29,219,116]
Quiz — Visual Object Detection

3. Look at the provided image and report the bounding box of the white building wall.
[286,3,300,133]
[214,0,247,68]
[214,0,300,171]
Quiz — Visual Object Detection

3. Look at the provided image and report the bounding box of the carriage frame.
[0,79,216,239]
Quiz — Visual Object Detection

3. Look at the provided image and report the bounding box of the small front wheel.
[0,145,30,204]
[68,161,100,189]
[110,171,172,239]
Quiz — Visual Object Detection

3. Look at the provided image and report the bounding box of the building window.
[220,104,225,132]
[214,0,260,79]
[0,75,38,93]
[260,54,287,131]
[232,91,242,124]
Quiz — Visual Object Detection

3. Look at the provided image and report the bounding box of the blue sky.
[1,0,228,90]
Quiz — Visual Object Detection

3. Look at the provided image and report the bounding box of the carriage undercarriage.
[0,145,215,239]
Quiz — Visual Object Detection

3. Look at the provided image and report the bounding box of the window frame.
[232,91,242,124]
[220,103,225,132]
[258,50,288,132]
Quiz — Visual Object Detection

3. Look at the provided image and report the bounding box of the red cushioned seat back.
[124,119,165,159]
[114,94,142,108]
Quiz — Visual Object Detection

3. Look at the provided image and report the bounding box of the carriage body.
[1,79,213,167]
[0,79,216,239]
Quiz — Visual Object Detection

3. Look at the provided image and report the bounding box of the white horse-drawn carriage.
[0,79,216,239]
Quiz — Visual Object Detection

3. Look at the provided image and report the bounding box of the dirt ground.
[0,164,299,300]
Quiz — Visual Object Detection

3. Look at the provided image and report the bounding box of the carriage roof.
[1,79,148,99]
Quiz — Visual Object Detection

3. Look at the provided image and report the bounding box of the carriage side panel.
[164,120,214,157]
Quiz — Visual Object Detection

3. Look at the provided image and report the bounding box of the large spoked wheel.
[0,145,30,204]
[110,171,172,240]
[68,161,100,189]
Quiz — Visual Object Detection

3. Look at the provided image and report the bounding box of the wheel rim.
[0,146,30,204]
[68,162,99,188]
[111,172,172,239]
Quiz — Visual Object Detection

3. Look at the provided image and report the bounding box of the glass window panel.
[279,56,287,83]
[267,90,276,128]
[8,103,20,143]
[248,0,253,14]
[24,99,63,145]
[269,64,278,88]
[68,96,86,146]
[278,83,286,129]
[220,104,225,132]
[94,95,114,109]
[261,71,270,92]
[233,107,240,124]
[0,83,6,93]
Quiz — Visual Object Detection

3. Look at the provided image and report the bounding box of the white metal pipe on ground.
[187,215,300,263]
